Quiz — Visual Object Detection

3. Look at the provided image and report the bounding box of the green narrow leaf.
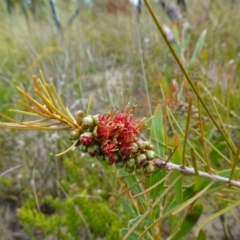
[229,143,240,181]
[191,148,199,176]
[172,24,181,57]
[183,32,191,50]
[170,202,204,240]
[147,104,165,199]
[119,169,144,201]
[164,184,195,214]
[172,132,183,204]
[120,228,142,240]
[196,229,206,240]
[196,200,240,237]
[121,202,137,218]
[124,176,182,240]
[128,217,151,229]
[172,183,213,215]
[150,104,165,157]
[188,29,207,69]
[194,177,209,193]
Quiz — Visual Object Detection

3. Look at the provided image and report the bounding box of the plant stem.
[153,159,240,188]
[0,165,22,178]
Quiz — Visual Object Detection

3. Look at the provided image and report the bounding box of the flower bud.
[136,154,147,166]
[92,115,100,125]
[146,150,155,160]
[144,140,151,149]
[135,166,144,175]
[79,144,88,153]
[75,110,85,118]
[115,159,125,169]
[149,144,155,150]
[143,161,159,177]
[80,132,93,146]
[96,153,105,162]
[136,139,145,149]
[88,144,100,157]
[93,126,98,139]
[131,142,138,154]
[82,116,94,129]
[69,129,80,140]
[75,110,85,124]
[125,158,135,173]
[119,147,132,158]
[105,153,119,165]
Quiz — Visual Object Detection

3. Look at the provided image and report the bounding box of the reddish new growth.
[96,108,144,159]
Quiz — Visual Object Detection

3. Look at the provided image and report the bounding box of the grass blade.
[196,200,240,237]
[187,30,207,69]
[172,182,214,215]
[147,104,165,199]
[170,202,204,240]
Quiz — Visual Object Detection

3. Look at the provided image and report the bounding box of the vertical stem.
[196,86,211,173]
[182,96,192,168]
[49,0,62,31]
[143,0,236,154]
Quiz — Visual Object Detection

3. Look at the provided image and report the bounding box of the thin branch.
[0,165,23,178]
[49,0,62,31]
[153,159,240,189]
[68,0,84,25]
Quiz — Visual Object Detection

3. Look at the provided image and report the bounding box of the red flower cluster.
[73,106,158,176]
[96,111,143,160]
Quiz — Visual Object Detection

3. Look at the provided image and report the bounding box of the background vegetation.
[0,0,240,239]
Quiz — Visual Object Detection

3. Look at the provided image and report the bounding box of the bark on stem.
[153,159,240,188]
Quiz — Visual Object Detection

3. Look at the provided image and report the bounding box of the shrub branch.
[153,159,240,188]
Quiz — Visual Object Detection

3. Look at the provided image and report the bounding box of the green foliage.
[18,197,62,236]
[18,157,126,239]
[170,202,204,240]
